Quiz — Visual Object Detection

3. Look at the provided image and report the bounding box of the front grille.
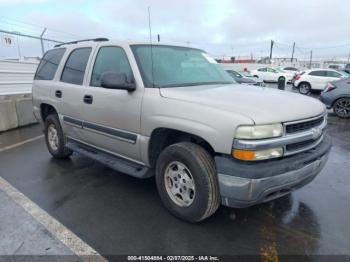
[286,139,316,151]
[285,116,324,134]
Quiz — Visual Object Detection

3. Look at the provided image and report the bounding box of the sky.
[0,0,349,61]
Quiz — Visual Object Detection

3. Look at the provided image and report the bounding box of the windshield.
[131,45,234,88]
[339,71,350,77]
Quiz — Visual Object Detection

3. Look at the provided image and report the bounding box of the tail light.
[323,83,336,92]
[295,74,301,80]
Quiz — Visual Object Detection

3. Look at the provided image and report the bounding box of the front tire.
[298,82,311,95]
[155,142,220,223]
[44,114,72,159]
[333,98,350,118]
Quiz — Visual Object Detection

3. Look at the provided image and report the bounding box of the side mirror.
[101,72,136,91]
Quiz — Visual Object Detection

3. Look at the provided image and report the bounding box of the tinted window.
[284,67,298,71]
[267,68,277,73]
[91,46,133,87]
[309,70,327,77]
[258,68,267,72]
[326,71,342,78]
[34,48,66,80]
[61,48,92,85]
[226,70,242,78]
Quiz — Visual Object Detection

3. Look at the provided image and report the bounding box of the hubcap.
[47,124,59,151]
[334,98,350,117]
[164,161,195,207]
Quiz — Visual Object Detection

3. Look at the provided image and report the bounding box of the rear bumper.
[319,93,332,109]
[215,135,331,208]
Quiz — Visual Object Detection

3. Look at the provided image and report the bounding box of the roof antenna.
[148,6,155,88]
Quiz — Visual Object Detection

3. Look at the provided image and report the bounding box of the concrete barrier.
[0,94,37,132]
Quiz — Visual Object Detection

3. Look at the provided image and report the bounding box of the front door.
[79,45,144,162]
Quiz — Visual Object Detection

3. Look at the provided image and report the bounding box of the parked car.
[32,39,331,222]
[281,66,300,73]
[344,64,350,74]
[294,69,345,95]
[328,65,343,70]
[250,67,294,83]
[320,77,350,118]
[225,69,264,86]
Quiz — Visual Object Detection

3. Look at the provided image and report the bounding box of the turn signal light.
[232,150,255,161]
[232,148,283,161]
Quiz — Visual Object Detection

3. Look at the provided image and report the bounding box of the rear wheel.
[155,142,220,223]
[298,82,311,95]
[44,114,72,158]
[333,98,350,118]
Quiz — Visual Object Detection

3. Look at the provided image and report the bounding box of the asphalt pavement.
[0,101,349,261]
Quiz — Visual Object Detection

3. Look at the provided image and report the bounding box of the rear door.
[79,45,144,162]
[56,47,93,140]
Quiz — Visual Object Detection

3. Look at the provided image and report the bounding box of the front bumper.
[215,135,331,208]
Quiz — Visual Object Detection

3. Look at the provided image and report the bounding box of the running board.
[66,140,152,179]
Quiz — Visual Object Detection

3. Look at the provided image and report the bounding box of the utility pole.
[291,42,295,62]
[157,34,160,42]
[309,50,313,69]
[348,52,350,62]
[40,28,47,56]
[269,40,274,60]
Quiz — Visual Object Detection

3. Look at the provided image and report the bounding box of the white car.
[250,67,294,83]
[294,69,345,95]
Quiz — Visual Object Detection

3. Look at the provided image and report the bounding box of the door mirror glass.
[101,72,136,91]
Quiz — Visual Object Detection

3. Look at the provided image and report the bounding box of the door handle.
[55,90,62,98]
[83,94,93,104]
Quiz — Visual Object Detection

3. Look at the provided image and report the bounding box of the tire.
[298,82,311,95]
[253,75,259,78]
[155,142,220,223]
[44,114,72,159]
[333,98,350,118]
[278,76,286,82]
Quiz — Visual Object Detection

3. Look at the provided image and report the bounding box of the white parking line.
[0,135,44,153]
[0,176,106,260]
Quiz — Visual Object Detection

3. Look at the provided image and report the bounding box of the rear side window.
[34,48,66,80]
[61,47,92,85]
[309,70,326,77]
[90,46,133,87]
[258,68,267,72]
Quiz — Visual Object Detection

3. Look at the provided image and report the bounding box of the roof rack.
[54,38,109,48]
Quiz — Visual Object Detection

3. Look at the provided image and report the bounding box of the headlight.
[232,147,283,161]
[235,124,283,139]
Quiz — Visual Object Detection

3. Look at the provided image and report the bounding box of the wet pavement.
[0,114,349,260]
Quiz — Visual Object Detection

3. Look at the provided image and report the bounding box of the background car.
[281,66,300,73]
[226,69,265,86]
[294,69,345,95]
[320,77,350,118]
[343,63,350,74]
[250,67,294,83]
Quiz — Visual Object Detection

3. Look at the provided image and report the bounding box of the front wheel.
[155,142,220,223]
[333,98,350,118]
[298,83,311,95]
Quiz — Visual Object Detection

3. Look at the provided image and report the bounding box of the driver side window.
[258,68,267,72]
[90,46,133,87]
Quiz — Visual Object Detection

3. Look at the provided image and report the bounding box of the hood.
[160,84,325,124]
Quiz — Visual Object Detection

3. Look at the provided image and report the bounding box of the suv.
[294,69,344,95]
[32,39,331,222]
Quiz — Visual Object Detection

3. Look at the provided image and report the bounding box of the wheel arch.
[40,103,58,122]
[148,127,216,168]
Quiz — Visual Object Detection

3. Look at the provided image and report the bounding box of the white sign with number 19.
[1,35,16,47]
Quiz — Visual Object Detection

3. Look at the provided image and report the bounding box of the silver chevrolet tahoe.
[32,38,331,222]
